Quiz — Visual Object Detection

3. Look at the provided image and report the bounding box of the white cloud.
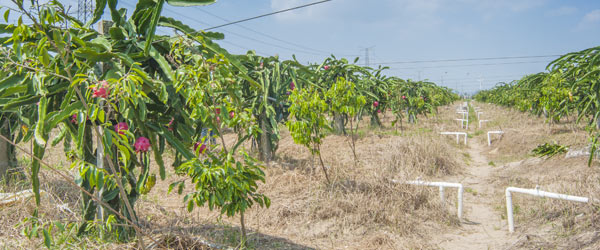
[577,9,600,30]
[269,0,444,33]
[545,6,577,17]
[269,0,330,21]
[583,9,600,22]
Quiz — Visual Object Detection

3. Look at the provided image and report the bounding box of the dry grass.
[140,113,465,249]
[469,101,600,249]
[0,104,468,249]
[474,102,589,164]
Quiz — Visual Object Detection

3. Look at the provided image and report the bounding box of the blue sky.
[4,0,600,93]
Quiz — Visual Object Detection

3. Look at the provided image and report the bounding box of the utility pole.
[77,0,94,23]
[441,71,447,86]
[479,76,483,91]
[365,48,369,67]
[359,46,375,67]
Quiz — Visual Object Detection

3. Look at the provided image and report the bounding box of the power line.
[195,7,359,57]
[205,0,332,31]
[364,55,562,65]
[141,2,335,57]
[121,0,354,58]
[442,74,526,82]
[218,40,270,56]
[119,1,268,56]
[387,60,552,70]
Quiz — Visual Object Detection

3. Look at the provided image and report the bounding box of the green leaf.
[51,127,68,147]
[158,16,224,40]
[0,74,25,93]
[86,0,108,27]
[187,199,194,212]
[150,136,166,180]
[35,97,48,146]
[3,9,9,22]
[43,229,51,248]
[89,37,112,52]
[147,124,194,160]
[102,188,119,201]
[136,41,173,82]
[108,26,126,40]
[45,101,83,132]
[143,0,165,56]
[31,142,45,206]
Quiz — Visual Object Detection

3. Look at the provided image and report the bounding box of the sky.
[3,0,600,94]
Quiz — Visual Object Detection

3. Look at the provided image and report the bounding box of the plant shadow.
[149,223,316,250]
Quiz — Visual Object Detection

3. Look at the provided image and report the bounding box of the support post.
[396,179,464,220]
[505,186,590,232]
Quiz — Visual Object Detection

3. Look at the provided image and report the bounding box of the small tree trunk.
[315,144,330,183]
[349,117,357,164]
[370,112,382,127]
[258,112,272,162]
[333,113,346,135]
[400,116,404,132]
[0,119,16,182]
[406,108,415,124]
[78,125,97,235]
[240,211,247,248]
[0,135,8,180]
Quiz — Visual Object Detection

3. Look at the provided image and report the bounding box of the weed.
[465,187,478,196]
[531,142,568,158]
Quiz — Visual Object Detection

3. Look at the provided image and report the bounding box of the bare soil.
[432,138,510,249]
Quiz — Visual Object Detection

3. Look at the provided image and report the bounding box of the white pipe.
[440,132,467,145]
[478,120,489,128]
[400,180,464,219]
[477,112,483,120]
[505,187,589,233]
[487,130,504,146]
[455,119,467,129]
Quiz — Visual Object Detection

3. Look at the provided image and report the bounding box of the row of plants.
[473,46,600,164]
[0,0,457,247]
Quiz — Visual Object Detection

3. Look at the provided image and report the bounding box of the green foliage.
[325,77,365,161]
[326,77,366,118]
[178,151,270,216]
[531,142,568,158]
[0,0,458,246]
[286,86,331,182]
[0,0,265,244]
[474,46,600,165]
[389,78,458,127]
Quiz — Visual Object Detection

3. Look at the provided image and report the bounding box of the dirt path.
[433,138,513,249]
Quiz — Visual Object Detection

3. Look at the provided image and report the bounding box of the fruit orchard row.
[474,46,600,164]
[0,0,457,245]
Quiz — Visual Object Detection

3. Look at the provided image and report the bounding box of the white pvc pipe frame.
[505,187,589,233]
[441,132,467,145]
[487,130,504,146]
[455,119,468,129]
[457,112,469,129]
[478,119,489,128]
[399,180,464,219]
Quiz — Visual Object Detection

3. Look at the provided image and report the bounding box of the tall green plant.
[0,0,268,245]
[286,86,331,183]
[325,77,365,162]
